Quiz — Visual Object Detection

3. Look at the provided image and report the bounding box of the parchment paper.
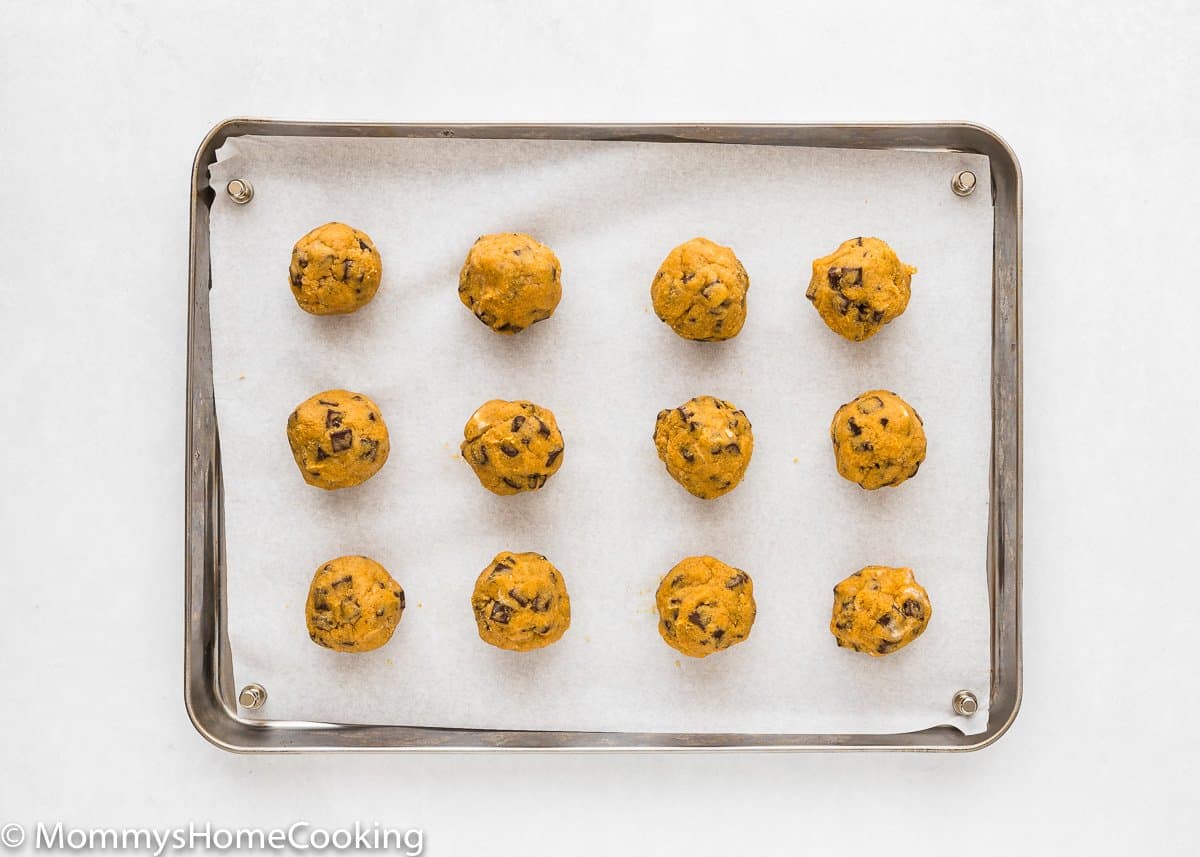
[208,135,993,735]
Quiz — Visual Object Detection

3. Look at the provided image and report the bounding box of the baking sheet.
[208,135,992,735]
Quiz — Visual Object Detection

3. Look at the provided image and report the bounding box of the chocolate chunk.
[314,447,329,461]
[877,613,892,627]
[670,574,685,588]
[532,594,552,613]
[828,266,863,289]
[847,417,862,436]
[527,474,545,489]
[342,260,352,280]
[325,409,344,429]
[902,599,925,620]
[855,441,874,452]
[317,399,340,407]
[724,442,741,455]
[877,640,896,654]
[681,272,695,284]
[367,412,376,422]
[359,437,380,461]
[290,272,301,287]
[298,254,309,268]
[879,417,888,427]
[545,447,563,467]
[474,445,489,466]
[513,248,522,256]
[676,407,692,421]
[856,236,863,246]
[500,442,520,458]
[357,238,369,251]
[351,395,363,401]
[725,572,749,589]
[536,418,552,438]
[687,611,706,629]
[494,323,514,333]
[871,310,885,323]
[332,574,353,588]
[490,602,513,624]
[712,628,725,640]
[511,415,526,432]
[680,447,695,462]
[329,429,353,453]
[508,588,531,607]
[710,445,723,455]
[501,477,522,490]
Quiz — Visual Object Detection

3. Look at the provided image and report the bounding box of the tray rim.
[185,119,1022,753]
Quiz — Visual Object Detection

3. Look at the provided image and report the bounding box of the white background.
[1,1,1197,854]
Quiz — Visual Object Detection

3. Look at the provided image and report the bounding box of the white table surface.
[1,1,1196,853]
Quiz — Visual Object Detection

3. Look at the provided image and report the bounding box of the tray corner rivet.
[951,170,977,197]
[226,178,254,205]
[238,683,267,710]
[952,689,979,716]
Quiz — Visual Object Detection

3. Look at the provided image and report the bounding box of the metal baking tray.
[185,120,1021,752]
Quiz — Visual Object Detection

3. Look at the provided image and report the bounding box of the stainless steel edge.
[185,121,1022,752]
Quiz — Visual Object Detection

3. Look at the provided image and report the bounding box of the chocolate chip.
[680,447,695,462]
[359,437,380,461]
[317,400,340,407]
[879,417,888,427]
[710,445,723,455]
[358,239,369,251]
[536,418,552,438]
[877,613,892,627]
[545,447,563,467]
[676,407,692,421]
[872,310,885,323]
[500,442,519,458]
[725,572,749,589]
[902,599,925,620]
[332,574,353,588]
[513,248,522,255]
[511,415,526,432]
[828,266,863,289]
[527,474,545,489]
[314,447,329,461]
[367,412,376,422]
[290,272,301,287]
[712,628,725,640]
[670,574,685,588]
[396,590,405,608]
[856,236,863,246]
[494,323,514,333]
[877,640,896,654]
[501,477,522,490]
[509,588,531,607]
[329,429,353,453]
[342,260,352,280]
[681,272,695,284]
[847,417,862,436]
[298,254,309,268]
[687,611,706,629]
[724,443,741,455]
[855,441,874,452]
[325,409,344,429]
[532,594,552,613]
[490,602,513,624]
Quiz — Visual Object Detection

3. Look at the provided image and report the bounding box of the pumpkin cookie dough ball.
[830,389,926,490]
[806,236,916,341]
[289,222,382,315]
[306,556,405,652]
[653,395,753,499]
[287,389,389,490]
[460,400,564,495]
[471,552,571,651]
[830,565,931,656]
[651,237,749,341]
[656,556,755,658]
[458,233,562,334]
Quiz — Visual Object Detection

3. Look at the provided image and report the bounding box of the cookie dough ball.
[289,222,382,315]
[651,237,749,341]
[460,400,564,495]
[656,556,755,658]
[830,389,925,490]
[806,236,916,341]
[458,233,562,334]
[287,389,389,490]
[653,395,753,499]
[471,552,571,651]
[830,565,931,656]
[306,556,405,652]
